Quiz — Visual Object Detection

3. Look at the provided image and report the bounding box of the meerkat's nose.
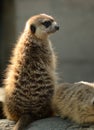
[55,25,59,30]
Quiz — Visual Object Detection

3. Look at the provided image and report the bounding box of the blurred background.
[0,0,94,86]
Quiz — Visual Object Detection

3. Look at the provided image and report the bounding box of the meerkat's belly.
[5,71,54,120]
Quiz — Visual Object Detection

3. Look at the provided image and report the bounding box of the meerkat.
[3,14,59,130]
[53,81,94,124]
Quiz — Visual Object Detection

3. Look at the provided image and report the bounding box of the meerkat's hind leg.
[13,114,34,130]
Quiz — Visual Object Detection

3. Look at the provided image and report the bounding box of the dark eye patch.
[42,21,51,28]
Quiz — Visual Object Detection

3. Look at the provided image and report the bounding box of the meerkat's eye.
[42,21,52,28]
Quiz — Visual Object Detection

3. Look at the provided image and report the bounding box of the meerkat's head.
[25,14,59,39]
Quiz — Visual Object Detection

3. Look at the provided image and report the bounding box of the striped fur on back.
[53,82,94,124]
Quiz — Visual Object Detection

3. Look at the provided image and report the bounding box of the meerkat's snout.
[55,25,59,30]
[51,22,59,32]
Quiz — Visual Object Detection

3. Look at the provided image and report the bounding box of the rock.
[0,117,94,130]
[0,119,15,130]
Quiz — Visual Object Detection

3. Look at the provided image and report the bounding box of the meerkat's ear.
[30,24,36,34]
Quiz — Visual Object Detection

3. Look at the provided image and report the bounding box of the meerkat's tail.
[0,102,5,119]
[90,98,94,106]
[13,114,33,130]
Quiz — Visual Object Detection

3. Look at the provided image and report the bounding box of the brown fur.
[53,81,94,124]
[3,14,59,130]
[0,102,5,119]
[0,88,5,119]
